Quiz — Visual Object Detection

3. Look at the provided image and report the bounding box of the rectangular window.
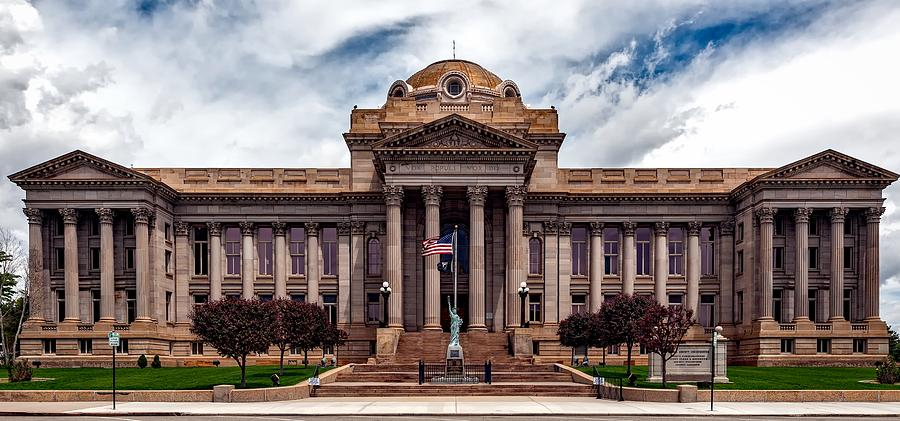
[191,342,204,355]
[367,238,383,276]
[780,339,794,353]
[668,294,683,308]
[608,344,620,355]
[124,216,135,237]
[193,294,208,307]
[55,247,65,271]
[853,339,867,353]
[225,227,241,276]
[699,294,716,327]
[773,247,785,270]
[736,291,744,323]
[79,339,93,354]
[290,227,306,275]
[774,215,785,236]
[322,228,338,276]
[571,227,588,276]
[843,289,852,321]
[126,290,136,323]
[816,338,831,354]
[700,227,715,276]
[165,291,173,322]
[116,339,129,354]
[603,228,619,275]
[668,227,684,276]
[367,293,381,324]
[258,227,273,275]
[165,250,172,273]
[164,222,171,241]
[571,294,586,315]
[808,289,818,323]
[773,289,783,322]
[844,246,854,270]
[528,237,542,275]
[90,217,100,236]
[124,248,135,271]
[737,250,744,273]
[636,228,651,276]
[809,216,819,236]
[91,290,101,323]
[193,226,209,276]
[809,247,819,270]
[737,222,744,242]
[43,339,56,355]
[56,289,65,323]
[323,294,338,325]
[844,219,855,235]
[528,293,542,322]
[54,218,64,236]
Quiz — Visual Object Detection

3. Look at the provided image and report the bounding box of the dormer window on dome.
[444,75,466,98]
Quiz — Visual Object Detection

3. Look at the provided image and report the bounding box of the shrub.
[876,358,898,384]
[213,360,220,367]
[151,355,161,369]
[8,359,33,382]
[137,354,148,369]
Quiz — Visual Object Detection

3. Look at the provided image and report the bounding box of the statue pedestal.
[445,344,465,377]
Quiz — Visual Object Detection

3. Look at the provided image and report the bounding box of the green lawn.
[0,365,329,390]
[578,365,900,390]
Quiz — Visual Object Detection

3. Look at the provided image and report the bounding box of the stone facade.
[8,59,898,366]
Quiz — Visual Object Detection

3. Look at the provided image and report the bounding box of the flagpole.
[453,225,458,309]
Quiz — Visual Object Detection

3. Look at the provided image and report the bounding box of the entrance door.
[440,294,468,332]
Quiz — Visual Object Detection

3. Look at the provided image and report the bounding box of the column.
[622,222,637,295]
[829,207,848,322]
[239,221,255,299]
[756,207,776,320]
[718,219,735,325]
[505,185,526,329]
[131,207,153,322]
[273,222,287,299]
[207,222,223,301]
[558,222,573,321]
[467,186,488,331]
[23,208,45,322]
[589,222,604,312]
[59,208,80,322]
[95,208,116,322]
[864,207,885,320]
[653,222,670,305]
[686,221,701,319]
[793,208,811,322]
[350,220,366,326]
[542,221,558,325]
[422,185,442,331]
[174,221,190,323]
[337,221,351,326]
[305,222,320,305]
[384,185,404,328]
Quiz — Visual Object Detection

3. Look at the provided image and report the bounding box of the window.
[323,294,338,325]
[809,216,819,236]
[165,250,172,273]
[668,294,683,308]
[736,291,744,323]
[226,294,240,301]
[126,290,136,323]
[446,78,463,96]
[367,293,381,324]
[639,344,647,355]
[79,339,93,354]
[844,246,854,270]
[116,339,129,354]
[191,342,204,355]
[193,294,208,308]
[571,227,588,276]
[773,247,785,270]
[700,227,715,276]
[165,291,173,322]
[816,338,831,354]
[780,339,794,353]
[853,339,867,353]
[699,294,715,327]
[528,293,542,323]
[43,339,56,355]
[91,290,101,323]
[607,344,620,355]
[89,217,100,236]
[290,344,302,355]
[774,214,785,236]
[603,228,619,275]
[808,247,819,270]
[367,238,382,276]
[290,294,305,302]
[323,228,338,276]
[844,219,855,235]
[54,218,64,236]
[193,226,209,276]
[843,289,852,321]
[258,227,273,275]
[773,289,783,322]
[636,228,651,276]
[737,250,744,273]
[125,248,135,271]
[124,216,135,236]
[668,227,684,275]
[56,289,65,322]
[164,222,171,241]
[571,294,586,315]
[737,222,744,242]
[55,247,65,271]
[225,227,241,275]
[290,227,306,275]
[258,294,273,302]
[528,237,542,275]
[808,289,818,323]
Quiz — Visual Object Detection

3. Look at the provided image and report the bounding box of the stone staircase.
[387,331,518,363]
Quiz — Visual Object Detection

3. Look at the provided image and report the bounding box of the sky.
[1,0,899,326]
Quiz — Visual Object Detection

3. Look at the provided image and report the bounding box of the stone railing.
[851,324,869,332]
[815,324,832,331]
[779,324,796,331]
[416,103,427,111]
[41,325,57,331]
[481,104,494,112]
[77,325,93,331]
[440,104,469,112]
[113,324,130,331]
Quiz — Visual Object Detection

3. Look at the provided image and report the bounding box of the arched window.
[391,87,405,98]
[367,237,382,276]
[504,87,518,98]
[528,237,542,275]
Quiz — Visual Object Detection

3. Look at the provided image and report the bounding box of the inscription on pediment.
[420,133,488,149]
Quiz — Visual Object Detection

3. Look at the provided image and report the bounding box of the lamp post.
[380,281,392,328]
[710,325,723,411]
[518,281,529,328]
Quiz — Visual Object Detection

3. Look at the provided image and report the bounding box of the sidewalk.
[2,397,900,417]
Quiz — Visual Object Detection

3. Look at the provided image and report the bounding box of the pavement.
[2,397,900,417]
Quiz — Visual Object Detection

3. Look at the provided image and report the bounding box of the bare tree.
[0,228,28,368]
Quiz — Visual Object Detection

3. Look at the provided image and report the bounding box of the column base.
[422,325,442,331]
[97,317,117,323]
[61,317,81,323]
[466,325,487,332]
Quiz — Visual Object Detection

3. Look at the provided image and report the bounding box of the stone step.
[337,371,572,383]
[314,382,594,397]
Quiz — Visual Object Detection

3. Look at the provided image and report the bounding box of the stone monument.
[445,296,465,377]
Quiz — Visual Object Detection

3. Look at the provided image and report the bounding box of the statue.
[448,296,461,347]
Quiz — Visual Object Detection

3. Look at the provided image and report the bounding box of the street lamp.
[710,325,723,411]
[380,281,392,328]
[518,281,529,328]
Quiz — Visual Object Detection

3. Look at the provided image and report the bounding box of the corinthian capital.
[272,222,287,236]
[653,221,670,237]
[421,185,443,206]
[23,208,43,225]
[622,221,637,236]
[95,208,114,224]
[557,221,572,236]
[687,221,702,236]
[466,186,488,206]
[755,207,777,224]
[505,185,527,207]
[718,218,735,236]
[337,221,352,235]
[58,208,78,224]
[829,207,849,223]
[543,220,558,234]
[865,207,886,223]
[383,185,404,206]
[130,207,153,224]
[590,222,605,236]
[350,220,366,235]
[174,221,191,236]
[238,221,254,235]
[304,222,320,236]
[793,208,812,224]
[207,221,222,236]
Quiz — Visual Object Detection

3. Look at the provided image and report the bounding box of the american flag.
[422,232,454,256]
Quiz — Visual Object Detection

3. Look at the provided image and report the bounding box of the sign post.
[108,331,120,410]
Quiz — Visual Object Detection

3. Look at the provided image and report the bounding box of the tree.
[599,293,652,377]
[888,325,900,362]
[636,303,694,388]
[267,299,313,375]
[291,303,329,367]
[0,228,28,372]
[558,311,595,365]
[320,321,348,364]
[191,299,273,388]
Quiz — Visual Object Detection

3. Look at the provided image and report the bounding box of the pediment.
[9,150,151,183]
[759,149,898,181]
[373,114,538,151]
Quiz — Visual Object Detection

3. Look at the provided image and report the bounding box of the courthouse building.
[9,60,897,366]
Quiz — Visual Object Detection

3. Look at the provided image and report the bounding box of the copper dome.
[406,59,503,90]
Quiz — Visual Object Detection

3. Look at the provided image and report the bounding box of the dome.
[406,59,503,90]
